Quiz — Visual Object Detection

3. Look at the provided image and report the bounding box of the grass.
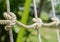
[24,27,59,42]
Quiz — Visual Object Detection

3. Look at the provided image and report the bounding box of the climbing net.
[0,0,60,42]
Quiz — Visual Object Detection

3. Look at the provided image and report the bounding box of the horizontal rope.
[16,21,37,29]
[0,12,60,42]
[6,0,14,42]
[0,12,60,29]
[0,20,11,24]
[2,12,16,31]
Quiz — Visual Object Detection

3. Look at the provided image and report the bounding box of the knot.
[32,18,43,29]
[3,12,17,31]
[51,17,60,26]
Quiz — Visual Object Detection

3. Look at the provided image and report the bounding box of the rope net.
[0,0,60,42]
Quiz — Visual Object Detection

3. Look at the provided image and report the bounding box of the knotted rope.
[0,12,59,42]
[3,12,16,31]
[2,12,59,29]
[1,11,59,42]
[3,12,16,42]
[6,0,16,42]
[0,0,60,42]
[51,0,60,42]
[33,0,42,42]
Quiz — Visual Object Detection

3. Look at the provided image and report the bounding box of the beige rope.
[16,21,37,29]
[3,12,16,30]
[1,12,60,28]
[51,0,60,42]
[51,0,56,17]
[0,0,59,42]
[43,17,60,26]
[0,6,59,42]
[6,0,15,42]
[0,20,11,25]
[4,12,16,42]
[33,0,42,42]
[2,12,60,29]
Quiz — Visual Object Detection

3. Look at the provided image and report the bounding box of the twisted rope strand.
[6,0,14,42]
[51,0,56,17]
[1,13,60,28]
[43,22,55,26]
[33,0,38,19]
[16,21,37,29]
[2,12,60,28]
[51,0,60,42]
[56,26,60,42]
[3,12,12,20]
[6,0,10,14]
[0,20,11,24]
[33,0,42,42]
[0,0,59,42]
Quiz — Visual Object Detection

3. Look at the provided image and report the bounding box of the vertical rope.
[56,26,60,42]
[33,0,38,18]
[51,0,60,42]
[6,0,14,42]
[51,0,56,17]
[33,0,42,42]
[6,0,10,14]
[37,29,42,42]
[9,29,14,42]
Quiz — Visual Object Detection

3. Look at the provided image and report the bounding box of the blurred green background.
[0,0,60,42]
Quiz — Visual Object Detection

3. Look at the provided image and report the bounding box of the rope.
[33,0,38,19]
[33,0,42,42]
[56,26,60,42]
[5,0,60,42]
[16,21,37,28]
[6,0,10,14]
[6,0,14,42]
[51,0,56,17]
[2,13,59,28]
[0,20,11,25]
[51,0,60,42]
[0,0,59,42]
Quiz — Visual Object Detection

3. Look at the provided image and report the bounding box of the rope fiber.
[0,0,59,42]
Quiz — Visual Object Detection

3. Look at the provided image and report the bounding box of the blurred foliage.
[55,4,60,14]
[0,0,60,42]
[16,0,32,42]
[40,12,50,22]
[42,0,51,13]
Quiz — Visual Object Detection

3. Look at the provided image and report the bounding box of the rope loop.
[32,18,43,29]
[3,12,17,31]
[51,17,60,26]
